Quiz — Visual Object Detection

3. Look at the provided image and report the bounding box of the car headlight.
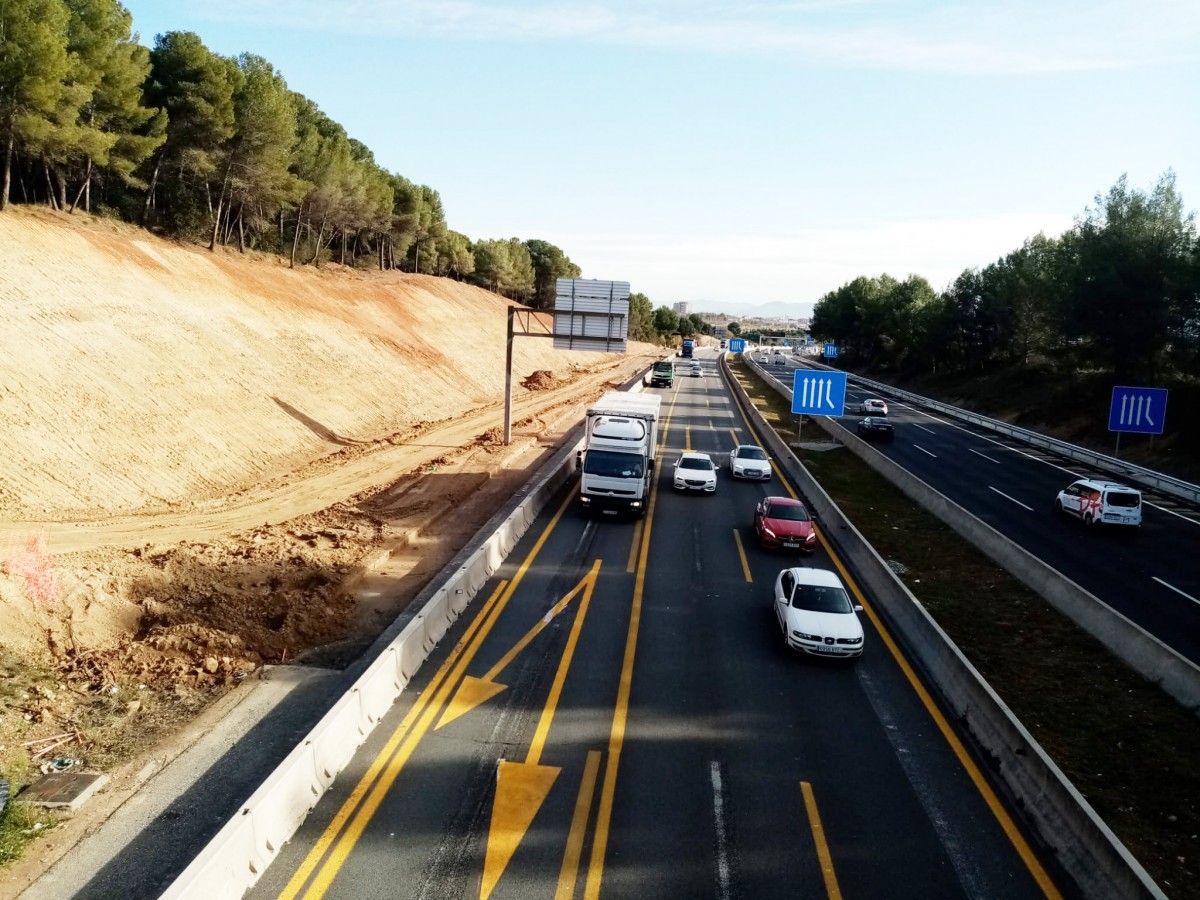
[580,496,591,504]
[630,501,641,508]
[761,525,776,538]
[805,533,816,542]
[792,631,821,641]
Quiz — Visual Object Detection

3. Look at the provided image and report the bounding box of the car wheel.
[1083,513,1096,527]
[1054,500,1065,516]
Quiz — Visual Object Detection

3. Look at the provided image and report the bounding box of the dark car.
[857,416,894,442]
[754,497,817,552]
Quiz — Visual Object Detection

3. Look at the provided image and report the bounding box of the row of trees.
[810,174,1200,382]
[0,1,582,304]
[626,294,713,344]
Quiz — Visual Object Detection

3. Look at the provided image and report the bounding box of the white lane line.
[989,486,1033,511]
[710,761,733,900]
[911,422,935,435]
[913,444,938,459]
[969,448,1000,464]
[1152,577,1200,607]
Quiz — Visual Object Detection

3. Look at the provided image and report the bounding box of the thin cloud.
[195,0,1198,74]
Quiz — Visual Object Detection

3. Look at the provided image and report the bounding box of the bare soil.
[0,207,658,870]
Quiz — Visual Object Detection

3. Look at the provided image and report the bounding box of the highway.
[250,349,1062,900]
[761,355,1200,665]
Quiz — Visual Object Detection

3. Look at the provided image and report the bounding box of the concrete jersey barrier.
[160,366,652,900]
[723,354,1166,899]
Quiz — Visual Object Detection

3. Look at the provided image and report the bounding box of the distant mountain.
[688,299,815,319]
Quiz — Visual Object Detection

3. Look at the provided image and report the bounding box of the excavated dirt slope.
[0,209,657,857]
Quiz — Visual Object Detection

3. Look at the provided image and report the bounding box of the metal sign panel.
[1108,386,1168,435]
[553,278,629,352]
[822,343,839,359]
[728,338,746,353]
[791,370,847,417]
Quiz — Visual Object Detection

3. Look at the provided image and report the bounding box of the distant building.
[673,301,689,317]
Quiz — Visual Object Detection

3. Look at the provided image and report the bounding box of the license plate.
[783,542,799,548]
[812,645,838,654]
[602,510,618,516]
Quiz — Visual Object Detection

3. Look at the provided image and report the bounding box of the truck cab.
[681,339,695,358]
[650,360,674,388]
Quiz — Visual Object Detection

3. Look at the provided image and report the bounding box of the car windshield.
[738,447,768,460]
[1105,491,1140,508]
[791,584,852,613]
[767,503,809,521]
[583,449,644,478]
[653,363,672,372]
[679,457,713,470]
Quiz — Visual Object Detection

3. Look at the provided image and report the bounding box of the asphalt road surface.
[761,355,1200,666]
[251,349,1062,900]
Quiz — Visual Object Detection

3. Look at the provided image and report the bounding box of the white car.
[673,451,717,493]
[728,444,772,480]
[773,567,864,659]
[1055,479,1142,527]
[859,398,888,416]
[771,354,787,365]
[690,362,702,377]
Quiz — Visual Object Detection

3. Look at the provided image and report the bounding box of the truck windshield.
[583,449,645,479]
[653,363,672,372]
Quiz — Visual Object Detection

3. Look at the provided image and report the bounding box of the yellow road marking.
[278,577,509,900]
[801,781,843,900]
[685,426,692,450]
[528,560,602,765]
[439,568,598,730]
[732,529,753,583]
[723,359,1061,900]
[555,750,602,900]
[297,490,577,900]
[583,381,679,898]
[625,519,643,573]
[816,532,1061,898]
[483,573,593,683]
[729,428,741,449]
[481,560,601,898]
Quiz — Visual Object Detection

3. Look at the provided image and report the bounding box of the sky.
[122,0,1199,312]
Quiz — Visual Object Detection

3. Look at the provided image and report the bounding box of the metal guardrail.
[783,357,1200,505]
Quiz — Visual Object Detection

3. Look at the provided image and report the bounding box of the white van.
[1055,479,1142,527]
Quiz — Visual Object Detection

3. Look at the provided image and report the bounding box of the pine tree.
[0,0,71,210]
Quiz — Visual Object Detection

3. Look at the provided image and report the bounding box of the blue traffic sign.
[1108,386,1168,435]
[823,343,839,359]
[728,338,746,353]
[792,370,847,417]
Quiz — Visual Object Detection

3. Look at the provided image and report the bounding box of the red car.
[754,496,817,552]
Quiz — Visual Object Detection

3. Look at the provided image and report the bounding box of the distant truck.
[578,391,662,518]
[681,339,695,358]
[650,360,674,388]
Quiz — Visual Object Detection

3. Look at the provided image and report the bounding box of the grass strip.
[731,360,1200,898]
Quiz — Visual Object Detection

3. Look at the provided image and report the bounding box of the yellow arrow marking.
[480,559,602,900]
[435,676,507,730]
[480,761,561,900]
[437,568,596,730]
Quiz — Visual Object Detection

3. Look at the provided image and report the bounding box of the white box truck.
[577,391,662,518]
